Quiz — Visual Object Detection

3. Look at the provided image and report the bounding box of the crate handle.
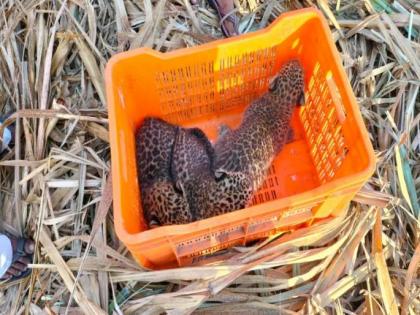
[326,72,346,124]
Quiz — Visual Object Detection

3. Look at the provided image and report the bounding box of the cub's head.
[269,59,305,106]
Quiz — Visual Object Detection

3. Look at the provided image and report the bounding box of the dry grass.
[0,0,418,314]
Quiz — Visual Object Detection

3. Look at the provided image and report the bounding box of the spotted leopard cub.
[204,171,252,219]
[171,127,252,221]
[136,118,191,226]
[214,60,305,192]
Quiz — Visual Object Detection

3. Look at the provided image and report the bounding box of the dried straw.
[0,0,418,314]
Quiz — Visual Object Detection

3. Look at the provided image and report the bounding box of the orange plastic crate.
[105,8,375,269]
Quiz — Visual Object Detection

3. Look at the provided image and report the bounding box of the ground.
[0,0,418,314]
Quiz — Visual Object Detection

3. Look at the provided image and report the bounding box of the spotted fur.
[136,117,176,186]
[171,127,214,188]
[137,119,252,226]
[171,128,252,220]
[203,171,253,219]
[136,118,192,225]
[142,181,192,225]
[214,60,305,191]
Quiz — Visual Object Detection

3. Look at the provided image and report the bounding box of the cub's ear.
[218,124,231,138]
[174,180,186,196]
[149,218,161,229]
[214,168,229,179]
[268,75,278,92]
[297,89,305,106]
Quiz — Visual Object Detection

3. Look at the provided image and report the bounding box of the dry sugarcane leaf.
[36,1,68,160]
[51,32,73,76]
[313,208,376,293]
[74,34,106,107]
[86,122,110,143]
[372,209,399,315]
[401,243,420,315]
[317,0,344,37]
[1,2,419,314]
[38,227,106,314]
